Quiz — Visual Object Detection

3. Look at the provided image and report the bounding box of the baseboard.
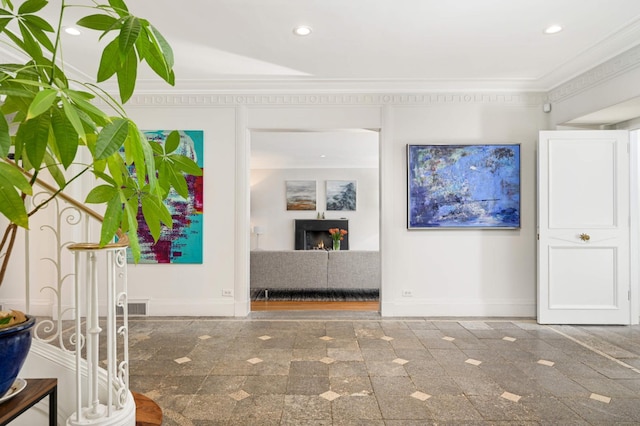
[0,298,75,319]
[145,298,237,317]
[381,298,536,318]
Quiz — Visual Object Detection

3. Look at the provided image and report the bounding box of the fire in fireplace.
[294,219,349,250]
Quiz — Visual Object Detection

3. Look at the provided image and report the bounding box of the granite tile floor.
[125,313,640,425]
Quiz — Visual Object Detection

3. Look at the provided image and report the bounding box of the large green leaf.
[61,96,86,142]
[95,118,128,160]
[139,127,158,194]
[0,17,13,33]
[17,112,50,168]
[141,195,161,241]
[26,87,56,119]
[91,169,117,187]
[126,124,145,186]
[43,151,66,189]
[97,38,119,82]
[139,26,171,82]
[149,25,173,68]
[64,89,109,123]
[22,15,54,52]
[99,194,123,246]
[164,130,180,154]
[85,184,117,203]
[51,107,78,168]
[169,154,202,176]
[17,0,46,14]
[0,112,9,157]
[22,14,53,32]
[0,163,32,228]
[76,14,118,31]
[108,0,128,16]
[123,195,140,261]
[18,20,43,62]
[167,166,188,199]
[0,162,32,195]
[116,47,137,103]
[106,154,124,186]
[118,16,140,57]
[0,175,29,228]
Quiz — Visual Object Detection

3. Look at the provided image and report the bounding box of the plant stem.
[27,165,91,218]
[48,0,65,85]
[0,223,18,288]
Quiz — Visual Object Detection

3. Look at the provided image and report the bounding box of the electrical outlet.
[402,290,412,297]
[222,289,234,297]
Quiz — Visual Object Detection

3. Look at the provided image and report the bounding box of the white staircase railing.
[16,180,135,426]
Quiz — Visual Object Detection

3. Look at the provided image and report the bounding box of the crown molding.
[123,91,547,108]
[548,43,640,103]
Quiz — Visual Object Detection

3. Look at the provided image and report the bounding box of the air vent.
[116,302,148,316]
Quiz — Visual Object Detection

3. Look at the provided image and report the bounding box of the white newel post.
[67,243,135,426]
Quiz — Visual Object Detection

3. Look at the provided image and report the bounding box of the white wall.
[0,93,549,318]
[382,102,545,316]
[118,105,239,316]
[250,168,379,251]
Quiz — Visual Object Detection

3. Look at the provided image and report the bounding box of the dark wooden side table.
[0,378,57,426]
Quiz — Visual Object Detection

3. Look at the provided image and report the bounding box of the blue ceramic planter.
[0,315,35,396]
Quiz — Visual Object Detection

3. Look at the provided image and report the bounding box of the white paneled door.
[538,130,630,324]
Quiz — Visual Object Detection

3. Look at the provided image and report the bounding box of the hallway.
[126,315,640,425]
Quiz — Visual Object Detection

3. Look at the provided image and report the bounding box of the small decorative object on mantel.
[329,228,348,251]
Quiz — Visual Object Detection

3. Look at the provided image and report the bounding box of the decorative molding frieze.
[123,92,547,108]
[549,44,640,103]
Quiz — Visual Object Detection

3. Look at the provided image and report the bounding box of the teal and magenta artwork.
[407,144,520,229]
[129,130,204,263]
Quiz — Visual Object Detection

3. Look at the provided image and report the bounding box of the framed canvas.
[326,180,357,211]
[407,144,520,229]
[128,130,204,263]
[286,180,317,210]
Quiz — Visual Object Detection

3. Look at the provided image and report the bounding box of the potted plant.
[0,0,198,396]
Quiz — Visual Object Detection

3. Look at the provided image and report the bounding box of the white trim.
[381,298,536,317]
[630,130,640,324]
[118,92,547,107]
[145,299,235,317]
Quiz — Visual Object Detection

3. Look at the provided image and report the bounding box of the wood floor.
[251,300,379,311]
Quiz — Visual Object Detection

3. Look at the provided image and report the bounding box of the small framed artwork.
[326,180,357,211]
[407,144,520,229]
[286,180,317,210]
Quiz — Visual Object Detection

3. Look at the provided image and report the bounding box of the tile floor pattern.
[125,314,640,425]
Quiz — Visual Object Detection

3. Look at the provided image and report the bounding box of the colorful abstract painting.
[286,180,316,210]
[407,144,520,229]
[128,130,204,263]
[326,180,357,211]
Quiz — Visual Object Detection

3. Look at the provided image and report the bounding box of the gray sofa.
[250,250,380,290]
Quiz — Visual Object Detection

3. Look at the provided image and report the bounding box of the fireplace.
[294,219,349,250]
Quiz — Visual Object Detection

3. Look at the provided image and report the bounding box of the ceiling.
[14,0,640,93]
[6,1,640,166]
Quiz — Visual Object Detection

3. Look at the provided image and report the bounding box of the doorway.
[248,129,381,312]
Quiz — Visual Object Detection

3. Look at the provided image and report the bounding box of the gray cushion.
[250,250,328,289]
[328,251,381,289]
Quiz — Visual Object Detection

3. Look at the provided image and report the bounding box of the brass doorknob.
[579,233,590,242]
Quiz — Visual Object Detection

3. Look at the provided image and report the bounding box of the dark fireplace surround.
[295,219,349,250]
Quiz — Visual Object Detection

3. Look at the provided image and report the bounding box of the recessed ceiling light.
[544,24,563,35]
[64,26,82,36]
[320,154,326,158]
[293,26,312,36]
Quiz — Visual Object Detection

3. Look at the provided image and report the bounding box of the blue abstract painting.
[407,144,520,228]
